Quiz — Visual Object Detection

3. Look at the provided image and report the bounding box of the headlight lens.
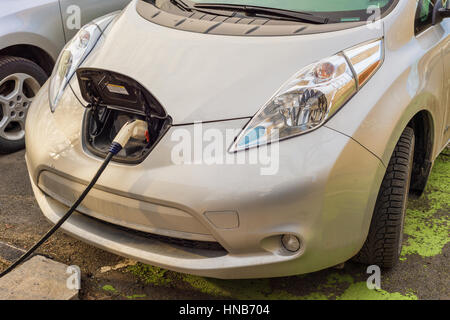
[230,39,384,152]
[49,13,118,112]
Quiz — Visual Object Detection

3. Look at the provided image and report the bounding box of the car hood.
[82,1,382,125]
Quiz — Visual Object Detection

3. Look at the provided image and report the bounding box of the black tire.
[0,56,48,154]
[354,126,415,268]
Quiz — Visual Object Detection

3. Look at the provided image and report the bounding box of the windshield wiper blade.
[193,3,329,24]
[170,0,193,12]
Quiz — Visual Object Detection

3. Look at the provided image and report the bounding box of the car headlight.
[230,39,384,152]
[49,13,118,112]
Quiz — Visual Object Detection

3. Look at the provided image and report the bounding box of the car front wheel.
[354,126,415,268]
[0,56,47,154]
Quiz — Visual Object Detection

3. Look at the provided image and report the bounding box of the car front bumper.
[25,82,386,278]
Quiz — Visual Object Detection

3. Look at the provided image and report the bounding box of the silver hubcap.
[0,73,41,141]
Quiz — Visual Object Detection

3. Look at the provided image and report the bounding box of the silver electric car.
[25,0,449,278]
[0,0,130,153]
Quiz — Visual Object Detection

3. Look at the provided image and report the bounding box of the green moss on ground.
[102,284,147,299]
[128,264,172,286]
[126,294,147,299]
[102,284,118,293]
[304,273,416,300]
[401,155,449,259]
[179,275,302,300]
[125,268,416,300]
[336,282,417,300]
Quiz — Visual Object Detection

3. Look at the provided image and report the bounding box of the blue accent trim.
[109,142,123,155]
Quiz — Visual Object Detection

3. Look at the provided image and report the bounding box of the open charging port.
[77,68,172,164]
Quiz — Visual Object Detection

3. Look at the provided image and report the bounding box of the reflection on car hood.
[81,2,382,124]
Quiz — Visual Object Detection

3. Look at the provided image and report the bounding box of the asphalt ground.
[0,150,448,300]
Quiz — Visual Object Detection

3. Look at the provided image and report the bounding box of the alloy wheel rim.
[0,73,41,141]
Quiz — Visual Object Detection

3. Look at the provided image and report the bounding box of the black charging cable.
[0,152,115,278]
[0,119,148,279]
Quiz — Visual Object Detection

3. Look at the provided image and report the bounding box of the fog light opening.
[281,234,301,253]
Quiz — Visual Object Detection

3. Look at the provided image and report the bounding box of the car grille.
[85,213,227,254]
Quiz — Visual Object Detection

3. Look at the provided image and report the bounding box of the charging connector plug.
[109,120,148,155]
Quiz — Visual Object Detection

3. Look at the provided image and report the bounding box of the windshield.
[190,0,395,22]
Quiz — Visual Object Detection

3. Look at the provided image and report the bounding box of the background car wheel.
[354,126,415,268]
[0,56,47,154]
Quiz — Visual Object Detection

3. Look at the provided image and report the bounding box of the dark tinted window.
[415,0,437,34]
